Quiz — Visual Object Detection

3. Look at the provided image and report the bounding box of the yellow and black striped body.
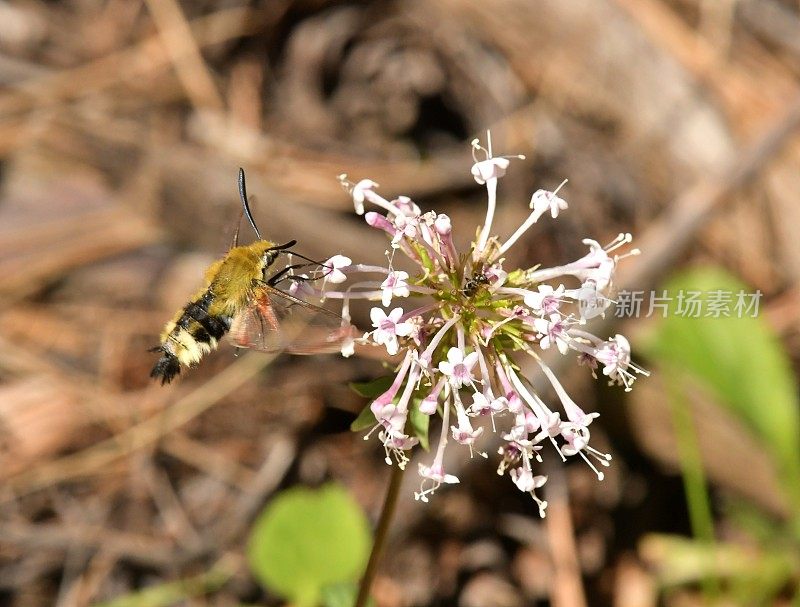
[150,240,280,384]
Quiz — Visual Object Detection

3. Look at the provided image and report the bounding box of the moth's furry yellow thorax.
[206,241,277,316]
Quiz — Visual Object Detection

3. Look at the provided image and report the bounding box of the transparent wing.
[228,285,348,354]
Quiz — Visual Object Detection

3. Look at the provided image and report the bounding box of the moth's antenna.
[238,168,262,240]
[231,209,244,248]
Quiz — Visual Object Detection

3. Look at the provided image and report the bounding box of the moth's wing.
[228,287,284,352]
[268,287,353,354]
[228,285,349,354]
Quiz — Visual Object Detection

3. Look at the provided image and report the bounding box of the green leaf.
[93,558,234,607]
[349,376,394,432]
[349,376,394,398]
[642,533,795,603]
[320,582,374,607]
[247,484,372,607]
[350,403,377,432]
[408,397,430,451]
[644,267,800,509]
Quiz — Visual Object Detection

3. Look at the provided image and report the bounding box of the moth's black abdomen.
[149,286,236,384]
[191,309,229,341]
[150,349,182,385]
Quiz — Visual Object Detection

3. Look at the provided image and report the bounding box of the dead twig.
[4,351,278,498]
[211,434,296,547]
[0,522,177,568]
[543,460,587,607]
[142,0,225,113]
[0,6,266,118]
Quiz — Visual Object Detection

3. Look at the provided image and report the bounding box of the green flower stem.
[354,463,406,607]
[666,369,720,599]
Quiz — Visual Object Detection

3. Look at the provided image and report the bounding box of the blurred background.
[1,0,800,605]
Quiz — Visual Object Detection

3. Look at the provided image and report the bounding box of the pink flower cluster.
[318,134,647,516]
